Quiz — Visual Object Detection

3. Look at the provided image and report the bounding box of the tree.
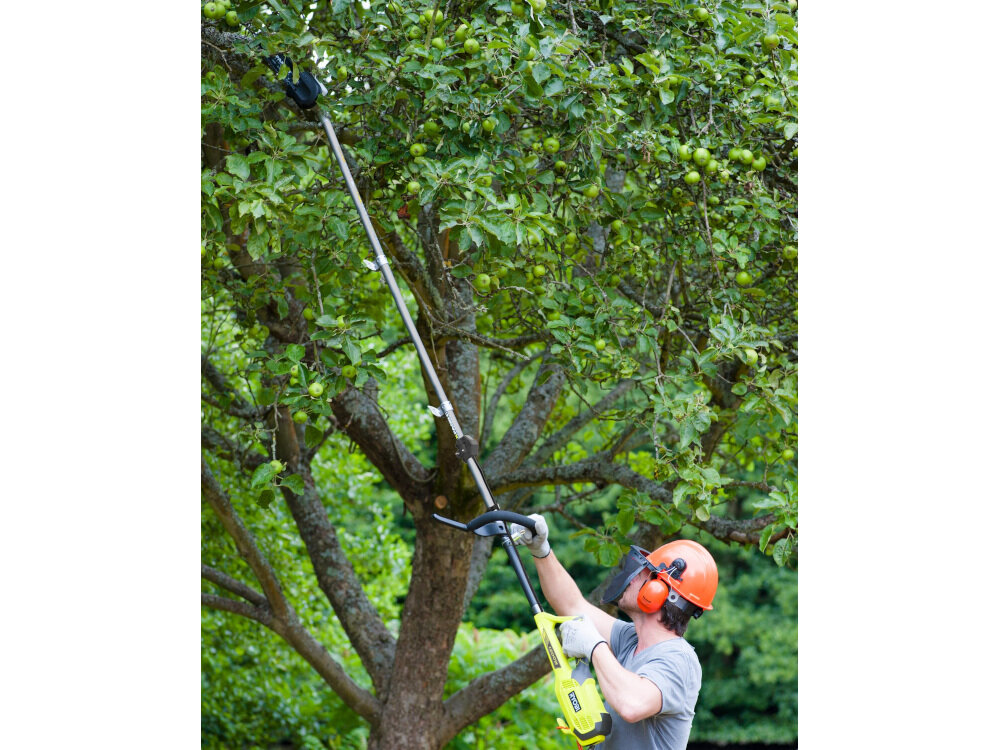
[201,2,797,748]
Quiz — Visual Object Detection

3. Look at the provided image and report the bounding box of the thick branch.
[201,593,381,724]
[280,476,398,698]
[695,513,777,544]
[481,352,544,446]
[201,426,268,471]
[201,456,291,619]
[201,564,267,607]
[202,592,274,628]
[441,645,550,743]
[201,355,262,420]
[330,384,433,505]
[528,377,637,468]
[482,360,566,481]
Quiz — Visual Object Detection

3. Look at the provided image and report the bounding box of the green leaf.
[634,53,661,74]
[255,488,276,509]
[226,154,250,182]
[240,64,267,89]
[281,473,306,496]
[694,505,711,522]
[672,481,695,506]
[251,463,277,488]
[344,339,361,364]
[616,508,635,533]
[772,537,793,566]
[531,64,551,84]
[286,344,306,362]
[477,214,516,244]
[330,218,349,241]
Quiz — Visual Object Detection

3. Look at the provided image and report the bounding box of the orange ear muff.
[637,578,669,613]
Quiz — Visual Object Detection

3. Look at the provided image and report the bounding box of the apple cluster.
[202,0,239,27]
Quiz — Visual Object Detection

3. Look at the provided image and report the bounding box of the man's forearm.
[533,550,587,615]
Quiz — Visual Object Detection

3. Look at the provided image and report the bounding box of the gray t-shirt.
[596,620,702,749]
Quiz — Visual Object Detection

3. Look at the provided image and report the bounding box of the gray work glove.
[509,513,550,558]
[559,615,608,661]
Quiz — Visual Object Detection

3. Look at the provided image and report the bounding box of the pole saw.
[260,54,611,747]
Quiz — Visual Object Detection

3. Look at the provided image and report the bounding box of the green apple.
[735,271,752,286]
[407,179,421,194]
[308,382,324,398]
[341,364,357,380]
[543,136,560,153]
[693,147,710,166]
[481,116,496,132]
[583,184,600,198]
[269,459,284,472]
[293,410,309,424]
[684,170,700,185]
[464,38,480,54]
[595,338,607,351]
[474,273,492,292]
[678,144,693,161]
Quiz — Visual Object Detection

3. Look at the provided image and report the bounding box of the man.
[511,515,718,749]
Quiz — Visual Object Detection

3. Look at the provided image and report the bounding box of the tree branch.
[201,355,262,420]
[202,564,268,608]
[201,591,382,724]
[528,377,637,468]
[201,456,292,619]
[330,383,433,505]
[482,360,566,481]
[694,513,776,544]
[202,592,274,628]
[279,476,398,699]
[441,645,550,743]
[201,426,268,471]
[481,352,544,446]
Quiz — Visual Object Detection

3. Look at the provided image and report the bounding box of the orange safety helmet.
[636,540,718,617]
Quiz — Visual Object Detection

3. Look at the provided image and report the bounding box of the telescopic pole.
[271,58,542,613]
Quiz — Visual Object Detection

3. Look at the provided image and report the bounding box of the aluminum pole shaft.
[317,113,508,520]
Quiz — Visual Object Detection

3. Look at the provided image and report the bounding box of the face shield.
[600,546,657,605]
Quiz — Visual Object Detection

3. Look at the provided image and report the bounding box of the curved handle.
[466,510,536,534]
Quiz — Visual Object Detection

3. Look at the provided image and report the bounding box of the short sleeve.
[637,652,692,715]
[609,620,637,658]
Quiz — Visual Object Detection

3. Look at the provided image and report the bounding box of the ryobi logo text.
[568,691,582,712]
[542,633,561,669]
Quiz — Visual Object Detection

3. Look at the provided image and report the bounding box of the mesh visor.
[600,546,655,605]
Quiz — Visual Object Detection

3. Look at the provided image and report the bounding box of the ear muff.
[637,578,669,613]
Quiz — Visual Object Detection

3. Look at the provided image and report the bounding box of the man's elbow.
[617,699,659,724]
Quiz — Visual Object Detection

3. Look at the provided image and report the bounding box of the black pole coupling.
[264,53,322,109]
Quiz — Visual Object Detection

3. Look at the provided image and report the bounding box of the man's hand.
[559,615,608,661]
[510,513,550,558]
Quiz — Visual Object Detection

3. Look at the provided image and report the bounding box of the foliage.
[201,0,797,746]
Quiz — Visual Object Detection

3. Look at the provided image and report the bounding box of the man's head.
[601,540,718,632]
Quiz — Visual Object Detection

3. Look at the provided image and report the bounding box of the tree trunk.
[368,509,476,750]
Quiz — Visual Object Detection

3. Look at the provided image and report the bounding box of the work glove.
[559,615,608,661]
[509,513,550,558]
